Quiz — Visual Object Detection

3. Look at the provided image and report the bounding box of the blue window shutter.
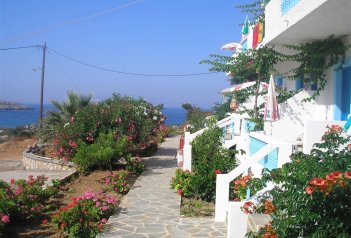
[296,78,304,90]
[275,77,283,88]
[311,83,317,91]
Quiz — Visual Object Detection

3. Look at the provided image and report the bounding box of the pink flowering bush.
[51,190,118,238]
[0,175,59,235]
[104,171,130,194]
[51,94,166,172]
[125,156,145,175]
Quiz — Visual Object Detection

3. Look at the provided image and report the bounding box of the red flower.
[310,178,325,186]
[214,169,222,175]
[326,173,335,181]
[42,219,48,224]
[98,223,104,231]
[305,186,314,195]
[10,178,15,184]
[60,223,65,228]
[332,171,342,178]
[345,171,351,179]
[177,189,184,196]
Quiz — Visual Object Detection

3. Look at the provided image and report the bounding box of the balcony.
[264,0,351,45]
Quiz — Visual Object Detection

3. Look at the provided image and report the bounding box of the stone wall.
[23,152,76,171]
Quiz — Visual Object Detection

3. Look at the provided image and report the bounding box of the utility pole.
[39,43,46,143]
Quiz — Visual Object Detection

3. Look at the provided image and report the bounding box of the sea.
[0,104,187,129]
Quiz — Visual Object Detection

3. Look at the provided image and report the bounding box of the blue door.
[341,67,351,120]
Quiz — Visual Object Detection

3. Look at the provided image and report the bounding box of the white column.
[227,202,248,238]
[215,174,229,221]
[183,131,192,172]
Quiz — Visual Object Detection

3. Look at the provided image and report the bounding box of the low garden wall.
[23,152,76,171]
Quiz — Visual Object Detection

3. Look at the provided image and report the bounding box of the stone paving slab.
[99,136,227,238]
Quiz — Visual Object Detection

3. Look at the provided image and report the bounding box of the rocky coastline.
[0,101,33,110]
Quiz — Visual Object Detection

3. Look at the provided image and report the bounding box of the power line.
[47,50,80,91]
[0,45,43,50]
[47,47,218,77]
[1,0,144,44]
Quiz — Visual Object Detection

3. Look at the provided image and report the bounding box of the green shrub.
[73,132,128,173]
[125,156,146,175]
[190,126,238,202]
[170,169,194,197]
[245,125,351,237]
[170,126,238,202]
[104,171,130,194]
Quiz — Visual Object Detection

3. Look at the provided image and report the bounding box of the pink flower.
[69,140,77,148]
[100,218,107,223]
[345,171,351,179]
[70,117,74,123]
[1,215,10,223]
[101,206,110,211]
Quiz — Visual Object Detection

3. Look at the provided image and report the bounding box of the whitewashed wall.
[303,120,346,154]
[265,0,328,44]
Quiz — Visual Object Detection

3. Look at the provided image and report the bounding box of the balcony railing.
[281,0,300,15]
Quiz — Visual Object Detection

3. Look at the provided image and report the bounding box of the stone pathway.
[99,136,227,238]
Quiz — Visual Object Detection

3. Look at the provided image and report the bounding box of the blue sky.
[1,0,250,108]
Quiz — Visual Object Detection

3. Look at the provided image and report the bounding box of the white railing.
[182,114,244,171]
[215,143,277,221]
[227,184,275,238]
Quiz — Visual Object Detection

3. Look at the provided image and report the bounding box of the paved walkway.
[99,136,227,238]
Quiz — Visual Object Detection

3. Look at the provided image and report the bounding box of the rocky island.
[0,101,33,110]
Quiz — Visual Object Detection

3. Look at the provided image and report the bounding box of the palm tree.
[43,91,92,140]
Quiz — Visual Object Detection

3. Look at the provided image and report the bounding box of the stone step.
[247,214,270,232]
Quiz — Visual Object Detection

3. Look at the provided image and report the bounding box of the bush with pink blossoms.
[104,171,130,194]
[51,190,118,238]
[0,175,59,235]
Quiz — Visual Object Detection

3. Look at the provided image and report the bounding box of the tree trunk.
[253,73,261,120]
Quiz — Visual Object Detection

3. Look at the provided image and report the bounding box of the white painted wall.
[265,0,328,44]
[303,120,346,154]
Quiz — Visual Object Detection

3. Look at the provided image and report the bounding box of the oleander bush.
[244,125,351,237]
[51,94,166,172]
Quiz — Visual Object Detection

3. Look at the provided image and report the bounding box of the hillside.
[0,101,32,110]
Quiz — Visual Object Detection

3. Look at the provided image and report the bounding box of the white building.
[213,0,351,237]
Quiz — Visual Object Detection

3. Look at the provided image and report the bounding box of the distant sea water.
[0,104,186,129]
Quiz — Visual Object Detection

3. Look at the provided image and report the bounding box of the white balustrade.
[215,143,276,221]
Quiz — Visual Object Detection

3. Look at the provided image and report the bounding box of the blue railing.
[281,0,300,15]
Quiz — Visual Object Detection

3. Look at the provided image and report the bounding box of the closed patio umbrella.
[263,75,280,121]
